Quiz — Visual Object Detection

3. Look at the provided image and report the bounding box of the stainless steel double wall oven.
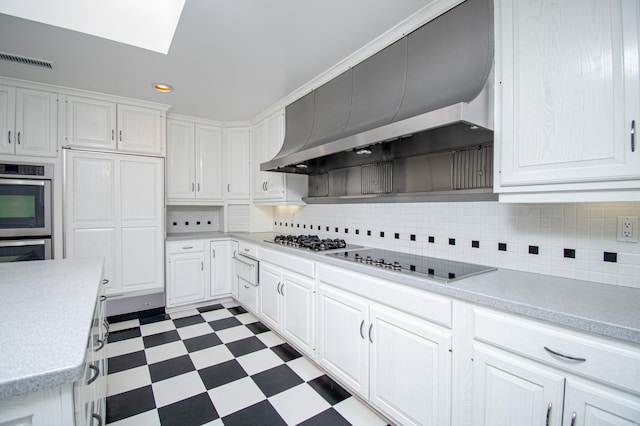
[0,162,53,262]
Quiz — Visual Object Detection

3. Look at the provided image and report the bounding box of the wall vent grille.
[0,52,53,70]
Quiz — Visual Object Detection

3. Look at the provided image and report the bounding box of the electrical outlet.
[617,216,639,242]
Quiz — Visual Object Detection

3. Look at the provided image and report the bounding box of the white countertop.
[0,258,104,400]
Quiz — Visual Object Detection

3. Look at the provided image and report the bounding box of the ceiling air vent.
[0,52,53,70]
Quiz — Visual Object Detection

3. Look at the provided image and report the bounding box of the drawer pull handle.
[544,346,586,362]
[102,278,109,285]
[87,364,100,385]
[359,320,365,339]
[92,413,103,426]
[94,338,105,352]
[368,323,373,343]
[244,284,250,289]
[99,295,107,302]
[545,402,552,426]
[570,411,577,426]
[183,246,193,250]
[8,130,11,144]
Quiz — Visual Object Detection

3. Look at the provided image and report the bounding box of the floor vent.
[0,52,54,70]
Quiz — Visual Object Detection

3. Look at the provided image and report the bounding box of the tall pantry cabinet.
[64,151,165,297]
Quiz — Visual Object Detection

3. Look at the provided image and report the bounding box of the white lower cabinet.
[166,239,235,309]
[318,283,452,426]
[470,307,640,426]
[259,262,315,356]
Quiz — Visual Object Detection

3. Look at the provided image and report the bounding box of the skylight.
[0,0,186,54]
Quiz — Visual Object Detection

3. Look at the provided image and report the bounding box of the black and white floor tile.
[105,302,389,426]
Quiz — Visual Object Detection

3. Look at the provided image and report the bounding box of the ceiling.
[0,0,434,122]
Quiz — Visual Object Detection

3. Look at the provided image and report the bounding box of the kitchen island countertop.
[0,258,104,400]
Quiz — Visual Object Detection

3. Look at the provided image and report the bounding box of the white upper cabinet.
[495,0,640,201]
[225,126,251,200]
[0,86,58,157]
[166,118,223,203]
[66,96,165,156]
[251,110,307,204]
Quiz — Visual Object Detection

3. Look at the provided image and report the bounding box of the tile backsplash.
[273,202,640,289]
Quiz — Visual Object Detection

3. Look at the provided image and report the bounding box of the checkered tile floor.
[105,302,389,425]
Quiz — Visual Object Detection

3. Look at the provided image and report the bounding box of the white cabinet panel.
[496,0,640,198]
[69,155,115,224]
[167,251,207,306]
[282,273,314,356]
[15,88,58,157]
[166,119,196,199]
[259,263,282,329]
[121,227,161,291]
[0,85,16,155]
[66,96,117,150]
[369,304,451,426]
[317,284,370,398]
[471,343,565,426]
[120,158,162,222]
[210,240,234,297]
[196,125,223,200]
[116,104,163,155]
[226,127,251,200]
[564,379,640,426]
[71,228,116,293]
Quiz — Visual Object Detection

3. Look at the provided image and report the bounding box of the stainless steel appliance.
[0,238,52,263]
[0,162,53,262]
[0,162,52,237]
[326,248,496,283]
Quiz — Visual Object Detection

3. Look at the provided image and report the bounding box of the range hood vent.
[261,0,494,203]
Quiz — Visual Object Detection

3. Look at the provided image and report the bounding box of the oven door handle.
[0,239,47,247]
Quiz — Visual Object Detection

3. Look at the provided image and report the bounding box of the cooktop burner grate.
[270,234,360,251]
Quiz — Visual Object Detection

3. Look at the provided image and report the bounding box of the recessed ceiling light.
[152,83,173,93]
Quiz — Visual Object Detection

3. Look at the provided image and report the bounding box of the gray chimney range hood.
[261,0,496,203]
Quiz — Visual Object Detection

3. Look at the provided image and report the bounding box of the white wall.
[273,202,640,289]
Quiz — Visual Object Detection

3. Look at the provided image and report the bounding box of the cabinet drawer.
[260,248,315,278]
[167,240,205,254]
[237,241,258,259]
[474,308,640,395]
[318,264,451,328]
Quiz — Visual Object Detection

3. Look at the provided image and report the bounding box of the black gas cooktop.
[267,234,362,252]
[326,248,495,283]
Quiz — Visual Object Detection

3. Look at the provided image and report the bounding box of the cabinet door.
[238,277,258,314]
[196,124,223,200]
[166,119,196,199]
[15,88,58,157]
[117,104,163,155]
[259,263,282,330]
[265,112,285,198]
[282,272,315,356]
[471,343,565,426]
[66,96,117,150]
[369,304,452,426]
[252,120,269,199]
[167,252,206,307]
[496,0,640,188]
[210,241,233,297]
[317,285,369,398]
[564,379,640,426]
[0,85,16,154]
[65,153,117,292]
[119,157,164,293]
[226,127,251,200]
